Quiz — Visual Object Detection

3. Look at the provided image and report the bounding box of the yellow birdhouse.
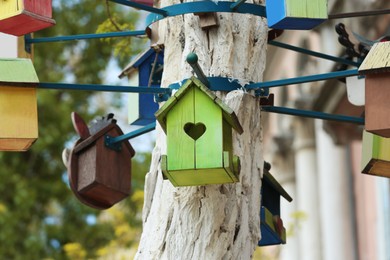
[0,58,39,151]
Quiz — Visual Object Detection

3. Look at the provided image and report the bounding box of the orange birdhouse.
[0,0,55,36]
[0,58,38,151]
[67,113,135,210]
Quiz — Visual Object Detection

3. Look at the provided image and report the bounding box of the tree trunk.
[135,1,267,259]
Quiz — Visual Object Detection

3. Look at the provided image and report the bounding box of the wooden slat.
[167,87,195,171]
[194,87,223,169]
[0,0,22,20]
[359,42,390,73]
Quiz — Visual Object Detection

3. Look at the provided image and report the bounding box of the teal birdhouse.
[155,77,243,186]
[267,0,328,30]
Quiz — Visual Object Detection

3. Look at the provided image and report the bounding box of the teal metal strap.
[261,106,364,125]
[25,30,146,44]
[268,41,361,67]
[38,82,171,95]
[169,77,247,92]
[109,0,168,16]
[146,1,266,26]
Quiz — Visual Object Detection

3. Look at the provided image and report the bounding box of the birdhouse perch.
[0,58,39,151]
[156,77,243,187]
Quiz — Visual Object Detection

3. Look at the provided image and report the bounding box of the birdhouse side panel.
[24,0,53,18]
[286,0,327,19]
[77,145,98,192]
[223,120,233,158]
[267,0,327,29]
[0,0,22,20]
[194,87,223,169]
[167,90,195,171]
[365,74,390,137]
[95,132,132,194]
[0,86,38,150]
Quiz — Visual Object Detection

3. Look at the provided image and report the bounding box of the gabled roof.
[0,58,39,84]
[263,162,293,202]
[359,41,390,74]
[118,48,159,79]
[155,77,244,134]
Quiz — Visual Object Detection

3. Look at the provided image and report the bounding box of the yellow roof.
[359,41,390,74]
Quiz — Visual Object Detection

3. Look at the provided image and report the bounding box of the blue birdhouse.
[266,0,328,30]
[259,162,293,246]
[119,48,164,126]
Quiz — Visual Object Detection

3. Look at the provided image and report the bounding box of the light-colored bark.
[136,1,267,259]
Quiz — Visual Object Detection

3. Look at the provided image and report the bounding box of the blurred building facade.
[262,0,390,259]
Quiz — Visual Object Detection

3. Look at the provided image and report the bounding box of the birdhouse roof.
[155,77,244,134]
[263,163,293,202]
[0,58,39,85]
[119,48,160,79]
[359,41,390,74]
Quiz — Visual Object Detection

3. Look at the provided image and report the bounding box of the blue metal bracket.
[230,0,247,10]
[105,122,156,149]
[186,53,210,87]
[154,92,170,102]
[248,69,359,89]
[104,135,122,152]
[261,106,364,125]
[25,30,146,44]
[109,0,168,16]
[145,1,266,27]
[38,82,172,95]
[268,41,361,67]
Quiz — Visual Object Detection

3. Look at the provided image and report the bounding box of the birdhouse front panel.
[0,58,38,151]
[157,77,242,186]
[0,0,55,36]
[0,86,38,151]
[364,74,390,137]
[361,131,390,178]
[267,0,327,30]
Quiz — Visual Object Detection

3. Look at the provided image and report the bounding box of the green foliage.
[0,0,149,258]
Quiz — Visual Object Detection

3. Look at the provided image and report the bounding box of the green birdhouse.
[155,77,243,186]
[361,130,390,178]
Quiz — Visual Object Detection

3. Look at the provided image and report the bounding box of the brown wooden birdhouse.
[67,113,135,210]
[155,77,243,187]
[0,0,55,36]
[0,58,38,151]
[359,41,390,137]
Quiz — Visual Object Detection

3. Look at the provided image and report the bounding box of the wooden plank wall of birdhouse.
[194,87,223,169]
[24,0,53,17]
[167,90,195,171]
[0,86,38,151]
[365,73,390,137]
[267,0,327,29]
[0,0,54,36]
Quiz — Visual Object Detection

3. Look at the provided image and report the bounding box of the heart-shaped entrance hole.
[184,122,206,141]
